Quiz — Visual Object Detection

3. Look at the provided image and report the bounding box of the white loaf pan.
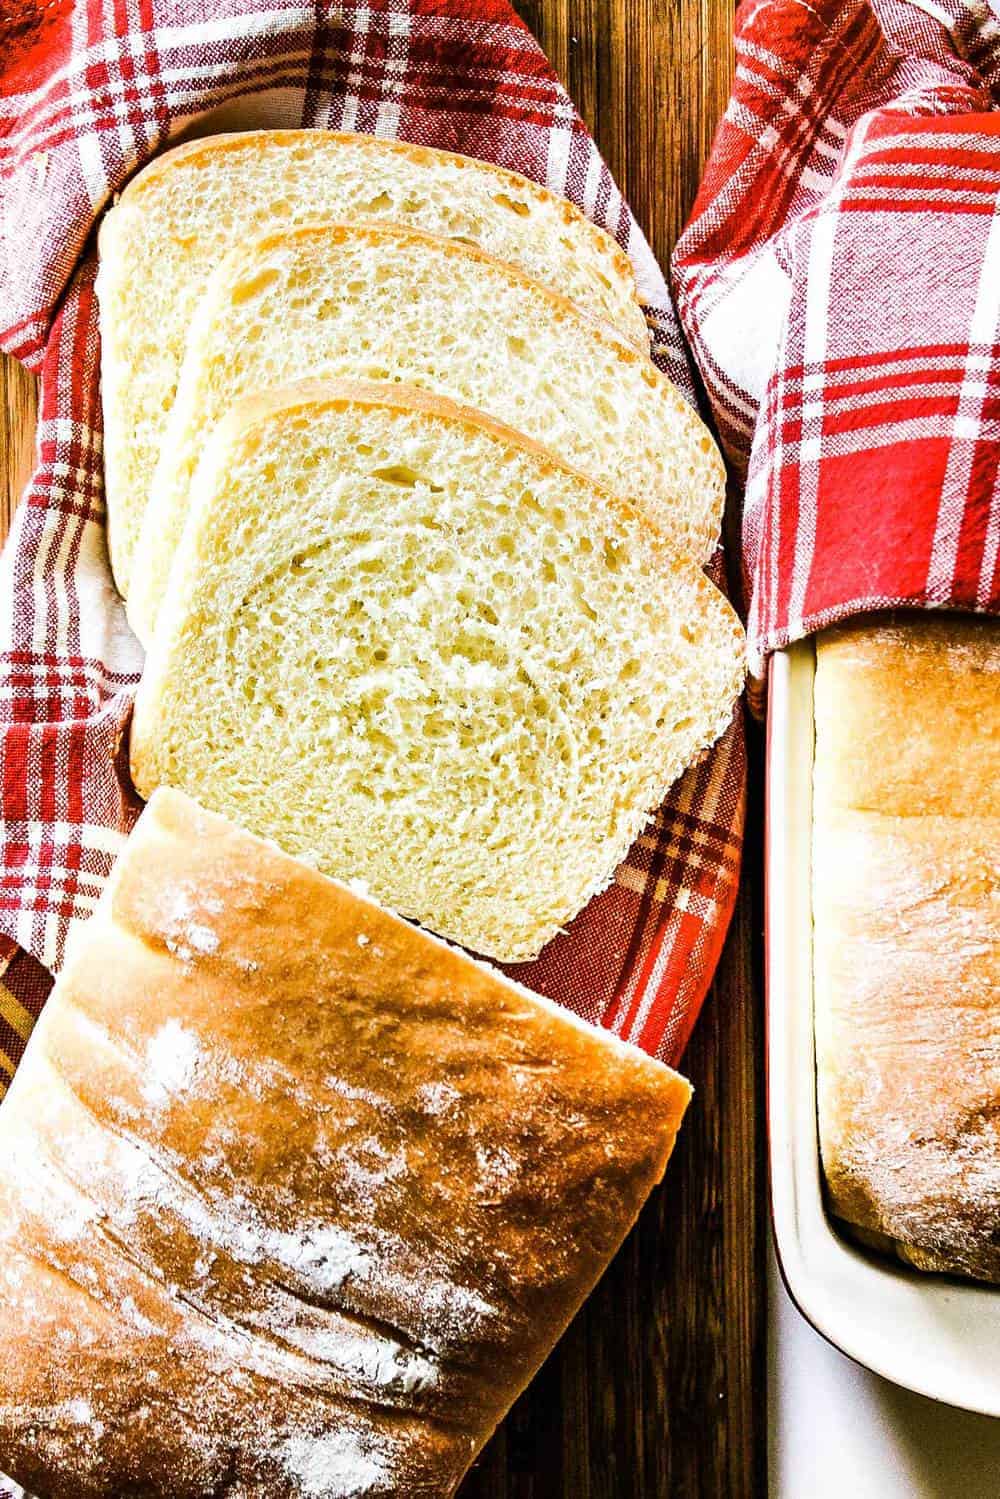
[766,637,1000,1417]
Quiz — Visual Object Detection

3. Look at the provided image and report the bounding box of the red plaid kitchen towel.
[0,0,745,1086]
[673,0,1000,680]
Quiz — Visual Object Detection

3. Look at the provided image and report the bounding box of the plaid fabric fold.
[672,0,1000,678]
[0,0,745,1081]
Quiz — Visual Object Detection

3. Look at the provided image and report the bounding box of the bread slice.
[131,379,745,963]
[96,130,648,596]
[125,221,724,645]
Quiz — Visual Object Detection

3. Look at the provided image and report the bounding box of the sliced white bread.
[97,130,647,596]
[126,221,725,645]
[131,379,746,964]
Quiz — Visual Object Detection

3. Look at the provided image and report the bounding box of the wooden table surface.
[0,4,765,1494]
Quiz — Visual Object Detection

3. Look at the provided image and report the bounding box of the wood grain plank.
[514,0,733,260]
[0,356,38,541]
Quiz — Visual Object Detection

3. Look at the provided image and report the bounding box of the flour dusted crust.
[0,788,691,1498]
[813,613,1000,1283]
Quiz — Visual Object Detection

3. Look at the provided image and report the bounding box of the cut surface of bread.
[131,380,745,963]
[126,221,723,644]
[813,614,1000,1283]
[96,129,647,594]
[0,786,691,1499]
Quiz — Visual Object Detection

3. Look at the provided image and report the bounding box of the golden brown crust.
[118,129,637,293]
[0,788,690,1498]
[833,1220,961,1276]
[814,611,1000,817]
[814,611,1000,1283]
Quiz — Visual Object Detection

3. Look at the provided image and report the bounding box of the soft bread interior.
[131,380,745,964]
[126,221,723,643]
[96,130,647,594]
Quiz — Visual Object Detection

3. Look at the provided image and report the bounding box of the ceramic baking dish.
[766,637,1000,1417]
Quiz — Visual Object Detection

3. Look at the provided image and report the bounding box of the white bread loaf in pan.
[125,220,723,644]
[96,129,648,595]
[0,787,692,1499]
[130,379,746,964]
[813,613,1000,1282]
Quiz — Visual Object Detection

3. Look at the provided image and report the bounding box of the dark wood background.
[0,3,766,1493]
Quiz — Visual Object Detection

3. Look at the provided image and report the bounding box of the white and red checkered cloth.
[673,0,1000,682]
[0,0,745,1085]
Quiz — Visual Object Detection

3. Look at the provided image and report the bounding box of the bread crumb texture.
[126,221,721,641]
[132,384,744,963]
[97,132,646,592]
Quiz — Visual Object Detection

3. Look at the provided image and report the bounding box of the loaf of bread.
[96,130,648,595]
[0,787,692,1499]
[130,378,745,963]
[125,220,723,644]
[813,613,1000,1282]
